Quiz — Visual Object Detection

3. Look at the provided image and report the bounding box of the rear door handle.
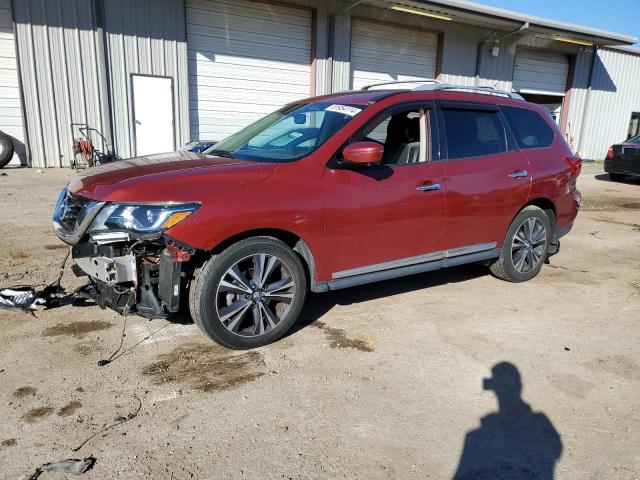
[417,183,442,191]
[508,170,529,178]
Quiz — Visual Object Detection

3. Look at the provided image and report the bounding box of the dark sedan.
[605,135,640,181]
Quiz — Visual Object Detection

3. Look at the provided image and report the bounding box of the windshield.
[206,102,366,162]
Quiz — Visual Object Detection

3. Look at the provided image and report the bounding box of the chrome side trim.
[331,242,497,280]
[332,251,444,279]
[445,242,497,258]
[327,249,501,291]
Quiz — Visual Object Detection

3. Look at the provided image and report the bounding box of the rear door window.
[501,106,555,149]
[440,108,508,160]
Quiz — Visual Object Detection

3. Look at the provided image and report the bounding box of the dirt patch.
[598,218,640,232]
[313,321,377,352]
[57,400,82,417]
[1,438,17,447]
[23,406,54,423]
[581,196,640,212]
[142,342,265,392]
[589,355,640,382]
[73,344,94,356]
[42,320,113,338]
[547,265,588,274]
[13,386,37,398]
[44,244,68,250]
[550,373,595,399]
[630,282,640,295]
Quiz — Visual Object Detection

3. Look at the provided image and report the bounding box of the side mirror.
[342,141,384,165]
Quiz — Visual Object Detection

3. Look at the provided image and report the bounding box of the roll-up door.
[512,48,569,95]
[350,19,438,90]
[186,0,313,141]
[0,0,23,165]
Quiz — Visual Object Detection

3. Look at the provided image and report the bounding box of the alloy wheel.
[511,217,547,273]
[215,254,295,337]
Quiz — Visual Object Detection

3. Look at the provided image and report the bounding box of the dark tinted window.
[502,106,554,149]
[441,109,507,160]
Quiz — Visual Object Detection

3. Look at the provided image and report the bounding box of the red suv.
[53,83,581,349]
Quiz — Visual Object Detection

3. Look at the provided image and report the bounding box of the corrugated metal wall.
[13,0,109,168]
[438,22,482,87]
[8,0,640,166]
[563,47,592,152]
[0,0,25,166]
[571,48,640,160]
[103,0,189,158]
[13,0,188,166]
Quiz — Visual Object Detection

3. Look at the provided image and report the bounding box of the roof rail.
[361,78,441,90]
[360,79,525,100]
[414,82,524,100]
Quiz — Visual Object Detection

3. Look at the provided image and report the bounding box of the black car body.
[604,135,640,179]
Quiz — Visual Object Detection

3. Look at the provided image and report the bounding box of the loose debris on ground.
[29,457,96,479]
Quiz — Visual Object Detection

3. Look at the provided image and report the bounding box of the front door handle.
[417,183,442,191]
[508,170,529,178]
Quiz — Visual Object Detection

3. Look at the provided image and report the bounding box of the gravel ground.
[0,164,638,479]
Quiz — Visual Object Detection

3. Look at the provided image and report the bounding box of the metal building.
[0,0,638,167]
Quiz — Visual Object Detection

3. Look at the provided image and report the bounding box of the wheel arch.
[520,197,557,225]
[518,197,559,247]
[208,228,323,292]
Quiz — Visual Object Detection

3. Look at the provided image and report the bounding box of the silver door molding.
[332,242,497,279]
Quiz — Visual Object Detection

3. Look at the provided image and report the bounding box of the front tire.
[489,206,551,283]
[189,237,307,349]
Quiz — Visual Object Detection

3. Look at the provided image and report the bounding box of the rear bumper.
[604,159,640,176]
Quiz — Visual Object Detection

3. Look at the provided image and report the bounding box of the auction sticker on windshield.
[325,104,362,117]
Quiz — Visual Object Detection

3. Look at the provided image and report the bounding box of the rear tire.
[0,130,15,168]
[608,172,625,182]
[189,236,307,349]
[489,206,551,283]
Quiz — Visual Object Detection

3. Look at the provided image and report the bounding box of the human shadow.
[453,362,562,480]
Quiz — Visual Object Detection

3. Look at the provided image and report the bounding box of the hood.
[67,150,276,203]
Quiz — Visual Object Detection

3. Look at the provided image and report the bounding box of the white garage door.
[0,0,24,166]
[350,19,438,90]
[512,48,569,95]
[186,0,312,141]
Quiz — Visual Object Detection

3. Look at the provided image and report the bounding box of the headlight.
[89,203,200,234]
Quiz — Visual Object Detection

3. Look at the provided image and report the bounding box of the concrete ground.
[0,164,638,479]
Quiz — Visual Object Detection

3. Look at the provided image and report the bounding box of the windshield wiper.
[212,150,236,159]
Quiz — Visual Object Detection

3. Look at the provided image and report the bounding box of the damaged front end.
[53,188,200,317]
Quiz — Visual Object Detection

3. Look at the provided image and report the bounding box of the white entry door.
[132,75,175,156]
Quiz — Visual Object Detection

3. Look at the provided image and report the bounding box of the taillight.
[562,155,582,176]
[606,147,615,159]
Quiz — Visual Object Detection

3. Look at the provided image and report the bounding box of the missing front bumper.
[74,255,137,285]
[72,246,189,318]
